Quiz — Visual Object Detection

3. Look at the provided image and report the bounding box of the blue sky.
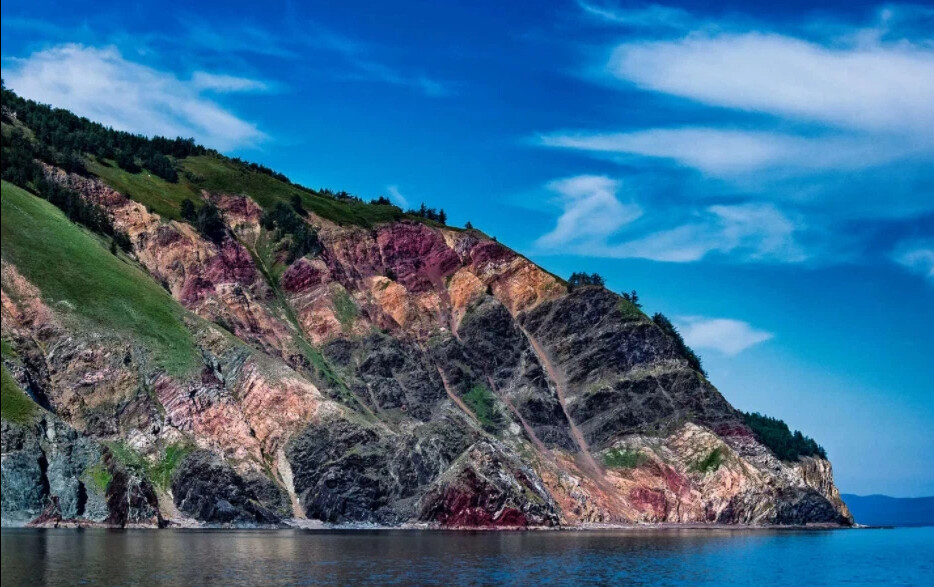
[2,0,932,496]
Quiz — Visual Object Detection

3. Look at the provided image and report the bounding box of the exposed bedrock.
[417,441,560,527]
[518,287,740,449]
[1,416,161,527]
[285,411,479,524]
[171,450,289,525]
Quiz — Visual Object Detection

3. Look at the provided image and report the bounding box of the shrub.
[332,289,358,331]
[621,290,641,308]
[567,271,605,290]
[179,198,196,221]
[462,384,503,432]
[617,298,643,321]
[107,441,192,490]
[652,312,705,375]
[86,463,113,492]
[603,447,647,469]
[406,202,447,224]
[148,443,193,489]
[193,202,227,243]
[260,202,322,262]
[116,150,141,173]
[290,194,306,216]
[141,152,178,182]
[692,447,725,473]
[743,411,827,461]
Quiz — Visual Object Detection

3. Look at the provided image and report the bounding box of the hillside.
[1,87,852,528]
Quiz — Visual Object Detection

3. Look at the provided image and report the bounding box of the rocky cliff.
[1,93,851,529]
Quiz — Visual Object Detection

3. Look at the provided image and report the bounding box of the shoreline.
[2,519,867,532]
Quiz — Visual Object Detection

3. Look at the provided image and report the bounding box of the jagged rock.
[171,451,285,525]
[519,287,740,447]
[1,415,162,527]
[418,441,560,527]
[1,153,854,528]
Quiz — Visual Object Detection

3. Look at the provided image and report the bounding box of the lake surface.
[2,526,931,585]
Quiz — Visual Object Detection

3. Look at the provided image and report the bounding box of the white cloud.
[622,203,806,263]
[577,1,693,30]
[4,44,265,151]
[609,33,934,137]
[386,185,410,208]
[534,4,934,267]
[536,175,642,249]
[539,127,918,176]
[535,176,803,263]
[892,239,934,284]
[191,72,270,93]
[675,316,774,356]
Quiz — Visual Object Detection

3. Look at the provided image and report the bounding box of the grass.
[86,463,113,492]
[1,181,200,376]
[90,154,410,228]
[332,288,358,331]
[1,365,37,423]
[107,441,149,471]
[603,447,647,469]
[1,338,16,359]
[148,443,194,489]
[692,447,725,473]
[107,440,193,490]
[86,158,200,220]
[617,299,645,322]
[181,156,406,227]
[462,383,503,433]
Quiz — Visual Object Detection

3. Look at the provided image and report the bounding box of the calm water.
[2,527,932,585]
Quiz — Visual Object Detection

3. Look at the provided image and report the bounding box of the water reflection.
[2,527,930,585]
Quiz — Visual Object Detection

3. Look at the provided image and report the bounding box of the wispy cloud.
[675,316,774,356]
[622,204,805,263]
[535,175,804,263]
[609,33,934,137]
[539,127,918,176]
[386,185,410,208]
[177,17,300,59]
[4,44,265,150]
[536,175,642,249]
[577,1,694,30]
[892,239,934,284]
[190,72,271,93]
[307,23,451,97]
[2,14,450,99]
[535,3,934,268]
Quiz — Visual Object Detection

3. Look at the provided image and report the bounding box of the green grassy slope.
[85,153,406,228]
[1,181,199,376]
[86,158,199,220]
[181,156,406,227]
[1,365,37,423]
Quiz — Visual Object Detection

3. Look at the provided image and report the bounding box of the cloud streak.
[536,176,642,249]
[4,44,265,151]
[535,175,804,263]
[540,127,920,176]
[534,3,934,269]
[893,239,934,284]
[190,72,271,93]
[610,33,934,136]
[386,185,410,208]
[675,316,774,356]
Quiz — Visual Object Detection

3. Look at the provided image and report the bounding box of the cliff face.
[1,157,851,529]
